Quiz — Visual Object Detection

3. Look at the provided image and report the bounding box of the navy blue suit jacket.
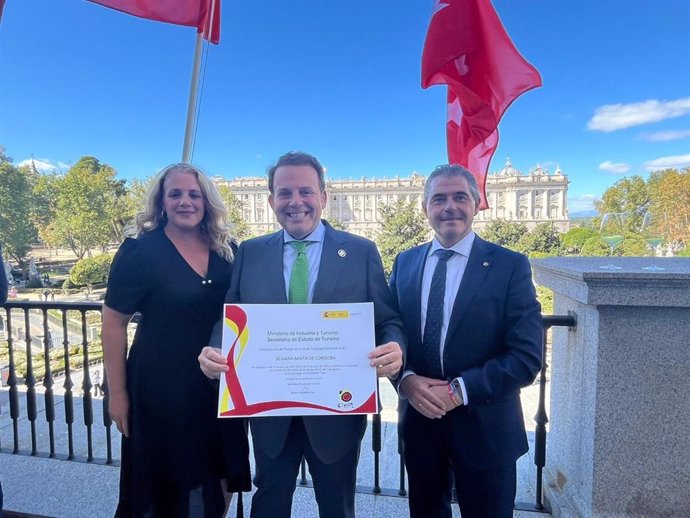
[389,236,542,468]
[211,221,405,464]
[0,248,7,304]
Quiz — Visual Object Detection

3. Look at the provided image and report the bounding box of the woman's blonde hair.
[133,163,235,261]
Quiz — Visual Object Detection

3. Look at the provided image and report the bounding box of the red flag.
[89,0,221,44]
[422,0,541,210]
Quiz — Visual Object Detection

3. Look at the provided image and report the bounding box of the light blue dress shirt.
[281,222,325,303]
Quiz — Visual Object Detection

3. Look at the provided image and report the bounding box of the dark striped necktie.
[422,249,455,378]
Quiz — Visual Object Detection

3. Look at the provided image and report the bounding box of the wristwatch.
[450,378,463,403]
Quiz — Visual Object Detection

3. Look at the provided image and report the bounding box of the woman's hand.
[109,390,130,437]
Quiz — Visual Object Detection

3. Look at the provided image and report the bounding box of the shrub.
[676,246,690,257]
[70,254,114,291]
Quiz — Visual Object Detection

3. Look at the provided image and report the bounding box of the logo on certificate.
[323,310,349,319]
[338,389,354,408]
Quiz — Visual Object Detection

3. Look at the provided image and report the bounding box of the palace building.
[213,159,570,238]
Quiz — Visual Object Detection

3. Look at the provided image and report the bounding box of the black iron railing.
[1,300,575,512]
[0,300,114,464]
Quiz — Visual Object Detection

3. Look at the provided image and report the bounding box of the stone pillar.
[532,257,690,518]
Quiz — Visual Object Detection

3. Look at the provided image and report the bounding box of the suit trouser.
[403,412,517,518]
[250,417,360,518]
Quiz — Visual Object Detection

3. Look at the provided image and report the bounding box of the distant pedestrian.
[42,288,49,301]
[93,369,102,397]
[50,289,55,301]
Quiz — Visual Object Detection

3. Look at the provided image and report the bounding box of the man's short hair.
[423,164,481,207]
[268,151,326,194]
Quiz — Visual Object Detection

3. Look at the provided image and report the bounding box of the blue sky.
[1,0,689,214]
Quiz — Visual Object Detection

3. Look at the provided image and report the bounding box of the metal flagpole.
[181,0,217,163]
[182,32,204,163]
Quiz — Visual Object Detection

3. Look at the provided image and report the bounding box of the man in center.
[199,151,405,518]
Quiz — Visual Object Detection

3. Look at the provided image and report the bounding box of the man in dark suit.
[1,247,7,305]
[0,245,7,518]
[199,151,405,518]
[389,164,542,518]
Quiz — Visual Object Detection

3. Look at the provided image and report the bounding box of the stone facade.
[212,159,569,238]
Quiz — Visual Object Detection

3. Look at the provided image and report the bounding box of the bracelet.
[447,383,459,405]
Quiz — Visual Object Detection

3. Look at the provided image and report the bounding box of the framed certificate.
[218,303,378,417]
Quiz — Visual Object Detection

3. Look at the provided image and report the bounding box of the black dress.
[105,227,250,518]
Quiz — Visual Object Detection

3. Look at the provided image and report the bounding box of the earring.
[161,210,167,220]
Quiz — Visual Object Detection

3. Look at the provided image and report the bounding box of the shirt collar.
[283,221,326,244]
[428,231,475,258]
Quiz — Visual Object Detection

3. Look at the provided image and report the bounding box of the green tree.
[617,232,648,257]
[676,245,690,257]
[594,176,649,232]
[580,235,610,256]
[647,167,690,250]
[52,157,121,258]
[0,150,38,265]
[31,171,60,251]
[217,185,252,242]
[478,219,527,250]
[518,223,562,256]
[561,226,598,255]
[70,253,114,293]
[376,199,429,275]
[107,177,131,245]
[113,177,152,237]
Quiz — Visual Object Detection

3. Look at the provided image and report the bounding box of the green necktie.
[288,241,311,304]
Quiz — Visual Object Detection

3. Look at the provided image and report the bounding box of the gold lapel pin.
[338,249,347,257]
[483,261,490,267]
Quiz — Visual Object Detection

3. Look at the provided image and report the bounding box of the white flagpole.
[182,32,204,163]
[181,0,217,163]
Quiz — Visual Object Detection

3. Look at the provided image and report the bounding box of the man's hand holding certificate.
[216,303,379,417]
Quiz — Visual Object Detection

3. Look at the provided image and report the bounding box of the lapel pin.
[483,261,490,267]
[338,249,347,257]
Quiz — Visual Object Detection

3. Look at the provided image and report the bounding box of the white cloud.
[587,97,690,132]
[598,161,630,174]
[639,129,690,142]
[644,154,690,171]
[568,194,599,212]
[17,158,69,174]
